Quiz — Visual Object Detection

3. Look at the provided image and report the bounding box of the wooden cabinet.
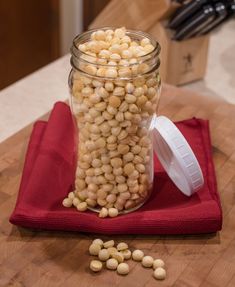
[0,0,60,89]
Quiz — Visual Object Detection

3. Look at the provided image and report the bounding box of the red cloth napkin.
[10,102,222,234]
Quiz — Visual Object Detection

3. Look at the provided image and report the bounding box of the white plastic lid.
[150,116,204,196]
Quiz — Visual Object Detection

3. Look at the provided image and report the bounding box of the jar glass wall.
[68,27,161,216]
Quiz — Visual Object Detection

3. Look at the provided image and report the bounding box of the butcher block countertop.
[0,84,235,287]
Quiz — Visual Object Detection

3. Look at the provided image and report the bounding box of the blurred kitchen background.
[0,0,108,89]
[0,0,234,142]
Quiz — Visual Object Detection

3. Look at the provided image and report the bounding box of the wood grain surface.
[0,84,235,287]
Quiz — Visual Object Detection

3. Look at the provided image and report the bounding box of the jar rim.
[71,27,161,66]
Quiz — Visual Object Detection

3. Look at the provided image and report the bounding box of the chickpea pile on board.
[89,239,166,280]
[63,27,160,217]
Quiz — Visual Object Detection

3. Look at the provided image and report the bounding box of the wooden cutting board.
[0,84,235,287]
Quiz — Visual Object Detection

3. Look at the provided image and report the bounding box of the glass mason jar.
[68,28,161,215]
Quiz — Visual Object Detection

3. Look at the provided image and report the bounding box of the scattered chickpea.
[153,259,165,269]
[132,249,144,261]
[88,238,166,280]
[121,249,132,260]
[117,242,128,251]
[62,198,73,208]
[98,249,110,261]
[117,263,129,275]
[89,243,101,256]
[107,247,117,256]
[142,256,154,268]
[106,258,119,270]
[103,240,115,249]
[90,260,103,272]
[153,267,166,280]
[92,238,103,246]
[112,252,124,263]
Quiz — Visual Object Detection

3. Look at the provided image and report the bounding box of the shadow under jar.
[69,27,161,215]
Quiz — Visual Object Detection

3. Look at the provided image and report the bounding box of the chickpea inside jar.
[65,27,204,218]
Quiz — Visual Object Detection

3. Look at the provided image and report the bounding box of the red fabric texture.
[10,102,222,234]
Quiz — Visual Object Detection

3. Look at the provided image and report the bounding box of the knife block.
[89,0,177,31]
[149,22,210,85]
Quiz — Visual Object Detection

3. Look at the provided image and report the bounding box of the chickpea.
[125,94,136,104]
[109,96,121,108]
[117,144,130,155]
[106,258,118,270]
[105,68,117,78]
[107,247,118,256]
[97,198,107,207]
[121,249,132,260]
[132,249,144,261]
[117,183,128,193]
[123,163,135,176]
[111,126,122,136]
[116,175,126,184]
[119,101,129,112]
[125,82,135,93]
[86,198,97,207]
[103,240,115,248]
[92,238,103,246]
[115,111,124,122]
[99,207,108,218]
[108,119,119,127]
[98,249,110,261]
[110,158,123,168]
[112,252,124,263]
[153,267,166,280]
[90,260,103,272]
[100,122,111,133]
[62,198,73,208]
[142,256,154,268]
[113,87,125,97]
[118,130,128,140]
[117,263,129,275]
[113,167,123,176]
[123,152,134,162]
[108,208,119,217]
[118,67,132,77]
[117,242,128,251]
[91,159,102,168]
[125,200,135,209]
[72,197,80,207]
[106,194,117,204]
[105,81,114,91]
[136,163,145,173]
[153,259,165,269]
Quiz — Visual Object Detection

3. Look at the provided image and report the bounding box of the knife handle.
[172,5,216,41]
[228,0,235,17]
[169,0,208,29]
[198,2,228,35]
